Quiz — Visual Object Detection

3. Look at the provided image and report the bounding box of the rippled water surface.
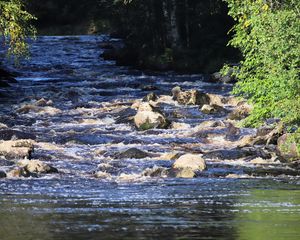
[1,36,300,240]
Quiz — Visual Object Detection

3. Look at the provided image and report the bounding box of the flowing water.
[0,36,300,240]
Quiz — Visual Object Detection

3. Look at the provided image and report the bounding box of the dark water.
[0,36,300,240]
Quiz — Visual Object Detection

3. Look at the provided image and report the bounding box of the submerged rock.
[17,159,58,174]
[0,171,6,178]
[134,103,170,130]
[116,148,152,159]
[0,129,36,141]
[172,86,210,107]
[0,140,34,160]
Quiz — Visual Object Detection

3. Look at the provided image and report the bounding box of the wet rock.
[196,120,225,130]
[115,108,137,124]
[238,135,266,147]
[116,148,152,159]
[207,94,224,106]
[201,104,227,115]
[172,86,210,107]
[0,171,6,178]
[18,159,58,174]
[94,171,112,179]
[131,100,141,110]
[0,129,36,140]
[225,123,241,141]
[172,154,206,172]
[143,166,169,177]
[227,102,252,120]
[171,122,191,130]
[0,123,8,129]
[203,149,251,160]
[277,133,300,162]
[250,157,276,165]
[141,85,158,91]
[210,71,236,84]
[134,103,170,130]
[17,104,61,116]
[169,167,196,178]
[7,167,38,178]
[160,151,182,160]
[0,140,34,160]
[143,92,158,102]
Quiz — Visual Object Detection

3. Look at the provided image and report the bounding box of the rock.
[207,94,224,106]
[143,166,169,177]
[131,100,141,110]
[203,149,251,160]
[141,85,158,91]
[0,171,6,178]
[196,120,225,130]
[277,133,300,162]
[171,122,191,130]
[225,123,241,141]
[0,140,34,160]
[143,92,158,102]
[160,152,182,160]
[95,171,112,179]
[210,70,236,84]
[0,129,36,140]
[17,104,61,116]
[238,135,266,147]
[172,86,210,107]
[0,123,8,129]
[201,104,227,115]
[227,102,252,120]
[7,167,38,178]
[116,148,152,159]
[115,108,137,124]
[169,168,196,178]
[18,159,58,174]
[250,157,276,165]
[134,103,170,130]
[35,98,53,107]
[225,174,251,179]
[173,154,206,171]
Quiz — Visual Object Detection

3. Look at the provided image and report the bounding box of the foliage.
[223,0,300,127]
[0,0,36,60]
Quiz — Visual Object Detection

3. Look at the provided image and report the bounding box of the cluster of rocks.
[0,131,58,179]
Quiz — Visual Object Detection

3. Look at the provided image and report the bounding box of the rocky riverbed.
[0,36,299,240]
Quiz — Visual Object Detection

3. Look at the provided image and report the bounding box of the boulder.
[0,140,34,160]
[134,103,170,130]
[116,148,152,159]
[17,104,61,116]
[227,102,252,120]
[18,159,58,174]
[160,151,182,160]
[277,133,300,162]
[172,86,210,107]
[196,120,225,130]
[201,104,227,115]
[207,94,224,106]
[0,123,8,129]
[173,154,206,172]
[210,70,236,84]
[169,168,196,178]
[0,171,6,178]
[35,98,53,107]
[143,166,169,177]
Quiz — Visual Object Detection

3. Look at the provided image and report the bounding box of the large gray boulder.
[134,103,170,130]
[172,86,210,107]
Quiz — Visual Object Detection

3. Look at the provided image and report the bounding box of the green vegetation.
[0,0,36,60]
[223,0,300,128]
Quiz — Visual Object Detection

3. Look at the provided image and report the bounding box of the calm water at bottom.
[1,177,300,240]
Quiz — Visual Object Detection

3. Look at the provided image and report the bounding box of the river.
[0,35,300,240]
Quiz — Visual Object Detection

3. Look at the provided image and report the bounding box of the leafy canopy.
[0,0,36,59]
[223,0,300,127]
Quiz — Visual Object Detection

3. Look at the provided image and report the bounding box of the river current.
[0,35,300,240]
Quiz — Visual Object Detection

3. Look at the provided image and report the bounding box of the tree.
[223,0,300,127]
[0,0,36,60]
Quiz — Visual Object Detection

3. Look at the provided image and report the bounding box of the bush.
[223,0,300,127]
